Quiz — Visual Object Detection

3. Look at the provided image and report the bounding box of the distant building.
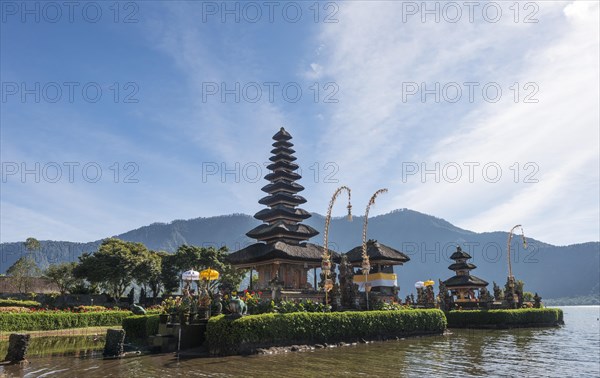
[227,128,330,290]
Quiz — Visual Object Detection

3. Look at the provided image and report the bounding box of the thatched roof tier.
[264,170,301,182]
[254,206,311,222]
[450,246,471,260]
[266,160,299,172]
[443,274,488,288]
[448,262,477,271]
[258,193,307,207]
[273,127,292,141]
[345,240,410,265]
[246,222,319,243]
[269,153,297,163]
[270,147,296,155]
[227,242,339,266]
[272,140,293,148]
[261,181,304,194]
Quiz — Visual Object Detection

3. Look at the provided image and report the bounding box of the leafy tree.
[44,262,79,294]
[134,250,164,300]
[523,291,534,302]
[24,237,41,252]
[74,238,147,302]
[160,253,180,295]
[7,255,41,293]
[169,245,244,293]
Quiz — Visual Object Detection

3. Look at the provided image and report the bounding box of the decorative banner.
[200,268,220,281]
[353,273,397,288]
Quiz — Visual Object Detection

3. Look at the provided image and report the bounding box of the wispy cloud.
[310,0,598,244]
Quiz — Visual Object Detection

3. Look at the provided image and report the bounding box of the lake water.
[1,306,598,377]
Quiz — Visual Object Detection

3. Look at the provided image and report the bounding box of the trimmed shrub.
[0,298,41,308]
[72,305,108,313]
[446,308,564,328]
[0,307,32,313]
[122,315,160,341]
[0,311,132,332]
[207,309,446,355]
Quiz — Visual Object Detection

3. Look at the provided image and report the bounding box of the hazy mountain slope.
[1,209,598,299]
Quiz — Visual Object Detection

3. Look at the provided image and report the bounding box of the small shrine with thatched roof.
[346,239,410,295]
[443,246,488,304]
[226,128,330,291]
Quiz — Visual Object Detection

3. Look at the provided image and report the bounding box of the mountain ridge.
[1,209,598,299]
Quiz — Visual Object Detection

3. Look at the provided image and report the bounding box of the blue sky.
[1,1,598,246]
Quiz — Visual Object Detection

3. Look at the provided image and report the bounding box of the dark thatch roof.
[450,246,472,260]
[258,193,307,207]
[246,222,319,240]
[261,181,304,193]
[448,262,477,271]
[345,240,410,264]
[443,274,488,288]
[227,241,339,265]
[254,206,311,222]
[273,127,292,141]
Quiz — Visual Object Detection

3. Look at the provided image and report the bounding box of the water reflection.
[1,307,598,377]
[0,334,104,359]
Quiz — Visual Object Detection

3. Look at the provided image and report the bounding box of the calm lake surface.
[1,306,598,377]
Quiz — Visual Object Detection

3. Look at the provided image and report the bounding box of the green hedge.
[122,315,160,341]
[0,299,41,308]
[446,308,564,328]
[0,311,132,332]
[207,309,446,355]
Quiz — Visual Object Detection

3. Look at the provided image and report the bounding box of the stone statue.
[479,287,493,309]
[4,334,30,364]
[213,292,223,315]
[504,278,517,309]
[425,286,435,307]
[130,304,146,315]
[438,279,452,311]
[228,294,247,318]
[339,255,358,309]
[416,287,425,306]
[269,273,283,301]
[533,292,542,308]
[493,281,504,301]
[515,282,524,308]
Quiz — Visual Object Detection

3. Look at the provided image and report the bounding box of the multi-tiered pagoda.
[443,246,488,304]
[227,128,328,290]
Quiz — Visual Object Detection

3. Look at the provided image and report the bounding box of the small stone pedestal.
[103,329,126,358]
[3,334,30,364]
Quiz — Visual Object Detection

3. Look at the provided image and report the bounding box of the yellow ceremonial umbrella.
[199,268,220,292]
[424,280,435,287]
[200,268,220,281]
